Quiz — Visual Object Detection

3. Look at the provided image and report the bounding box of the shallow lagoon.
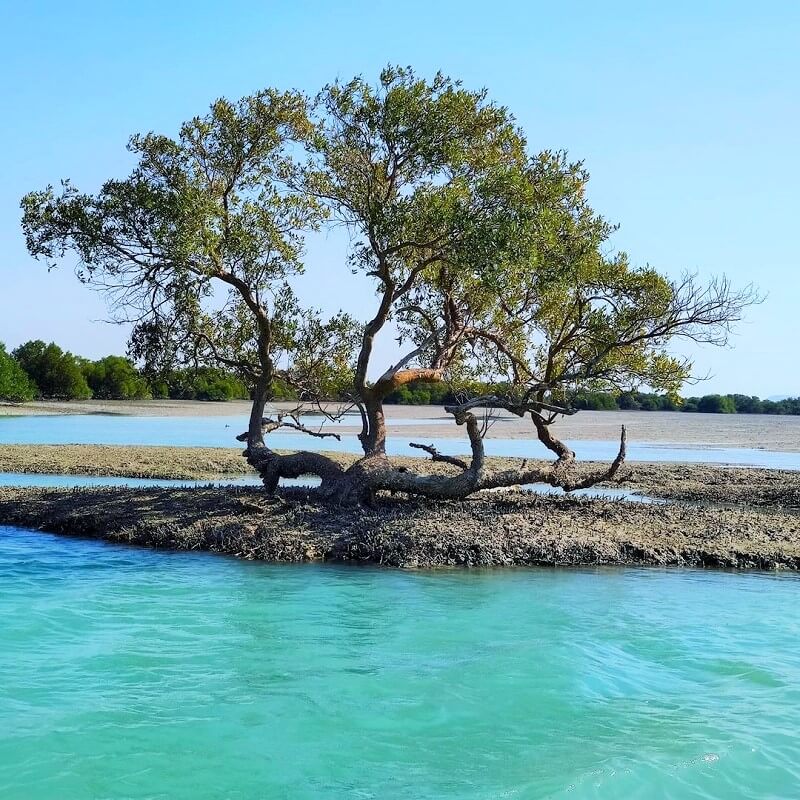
[0,410,660,500]
[1,525,798,799]
[1,412,798,469]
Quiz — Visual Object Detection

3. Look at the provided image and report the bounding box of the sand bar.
[2,400,800,452]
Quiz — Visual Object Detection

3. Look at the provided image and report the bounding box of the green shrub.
[152,368,250,401]
[82,356,150,400]
[0,344,36,402]
[697,394,736,414]
[13,340,91,400]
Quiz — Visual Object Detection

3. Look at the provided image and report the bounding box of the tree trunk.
[247,377,268,449]
[244,377,348,495]
[241,379,626,506]
[360,394,387,456]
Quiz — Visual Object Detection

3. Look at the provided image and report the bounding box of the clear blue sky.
[1,1,797,396]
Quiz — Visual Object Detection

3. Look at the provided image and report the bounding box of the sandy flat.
[2,399,799,451]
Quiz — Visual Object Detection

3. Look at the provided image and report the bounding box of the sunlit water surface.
[1,412,798,468]
[1,526,799,799]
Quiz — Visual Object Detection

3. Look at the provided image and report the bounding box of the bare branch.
[236,413,342,443]
[408,442,469,470]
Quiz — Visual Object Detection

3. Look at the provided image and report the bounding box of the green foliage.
[383,386,798,415]
[697,394,736,414]
[148,379,170,399]
[189,370,249,402]
[728,394,763,414]
[13,340,91,400]
[309,67,528,290]
[269,376,299,401]
[82,356,150,400]
[151,368,250,401]
[0,344,36,402]
[572,392,618,411]
[761,397,800,415]
[6,342,254,404]
[617,392,641,411]
[385,381,454,405]
[683,394,799,415]
[613,392,679,411]
[21,87,332,390]
[20,66,757,429]
[5,331,798,417]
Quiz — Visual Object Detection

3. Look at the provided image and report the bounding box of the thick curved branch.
[551,427,627,491]
[247,445,346,493]
[373,367,443,396]
[443,393,577,419]
[370,422,626,499]
[377,326,446,384]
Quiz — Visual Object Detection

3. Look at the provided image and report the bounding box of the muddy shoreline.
[0,444,251,480]
[2,443,798,571]
[1,480,798,570]
[1,443,799,510]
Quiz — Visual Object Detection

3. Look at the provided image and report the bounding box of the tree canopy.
[81,355,150,400]
[12,341,91,400]
[21,67,758,502]
[0,344,36,402]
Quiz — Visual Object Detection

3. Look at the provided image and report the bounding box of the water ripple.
[1,526,799,798]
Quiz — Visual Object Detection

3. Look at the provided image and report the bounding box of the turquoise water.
[1,413,798,468]
[1,526,799,799]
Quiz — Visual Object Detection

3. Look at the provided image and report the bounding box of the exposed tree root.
[243,398,628,504]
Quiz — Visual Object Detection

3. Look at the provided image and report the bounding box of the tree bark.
[359,393,387,455]
[244,377,348,495]
[242,372,626,506]
[358,367,443,456]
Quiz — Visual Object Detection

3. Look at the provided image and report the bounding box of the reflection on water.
[1,412,798,469]
[1,525,799,799]
[520,482,660,503]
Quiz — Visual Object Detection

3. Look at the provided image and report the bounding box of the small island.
[0,435,797,569]
[2,7,800,799]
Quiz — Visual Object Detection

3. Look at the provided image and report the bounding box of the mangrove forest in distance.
[2,338,797,415]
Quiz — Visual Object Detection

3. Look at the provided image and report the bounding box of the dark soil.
[1,484,798,570]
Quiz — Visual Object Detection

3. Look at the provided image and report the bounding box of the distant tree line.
[573,390,800,415]
[1,341,798,414]
[0,340,249,402]
[0,344,36,402]
[384,382,800,415]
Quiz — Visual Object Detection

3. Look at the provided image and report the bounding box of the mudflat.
[2,400,800,451]
[0,444,251,480]
[2,443,799,509]
[0,442,798,569]
[0,483,797,570]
